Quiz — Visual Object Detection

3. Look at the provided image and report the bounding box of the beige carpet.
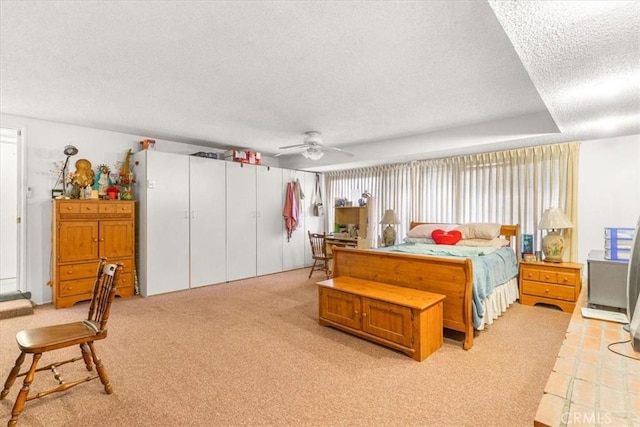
[0,299,34,320]
[0,268,570,426]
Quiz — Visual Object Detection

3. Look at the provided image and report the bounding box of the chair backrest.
[87,258,122,332]
[308,232,329,259]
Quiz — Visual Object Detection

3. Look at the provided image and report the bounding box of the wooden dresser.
[519,261,583,313]
[51,199,135,308]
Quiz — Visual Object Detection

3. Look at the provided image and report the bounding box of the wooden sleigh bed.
[331,223,520,350]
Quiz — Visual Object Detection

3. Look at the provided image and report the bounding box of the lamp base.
[383,225,396,247]
[542,231,565,263]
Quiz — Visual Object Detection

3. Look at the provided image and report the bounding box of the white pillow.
[403,237,436,244]
[457,238,510,247]
[406,223,459,239]
[454,223,501,240]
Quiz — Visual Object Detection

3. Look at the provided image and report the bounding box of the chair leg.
[8,353,42,427]
[87,342,112,394]
[0,352,26,400]
[80,343,94,371]
[308,260,318,278]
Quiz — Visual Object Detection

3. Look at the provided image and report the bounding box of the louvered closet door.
[256,165,283,276]
[226,162,257,281]
[189,157,226,288]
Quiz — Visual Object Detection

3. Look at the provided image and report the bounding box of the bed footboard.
[332,246,474,350]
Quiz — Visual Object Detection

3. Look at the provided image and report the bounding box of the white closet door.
[282,170,306,270]
[256,166,283,276]
[226,162,257,281]
[190,157,226,287]
[144,151,190,296]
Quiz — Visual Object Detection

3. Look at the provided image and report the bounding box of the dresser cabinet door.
[99,220,134,259]
[57,221,99,263]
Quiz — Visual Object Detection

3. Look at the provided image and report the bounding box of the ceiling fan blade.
[278,143,307,150]
[325,146,355,156]
[274,148,306,157]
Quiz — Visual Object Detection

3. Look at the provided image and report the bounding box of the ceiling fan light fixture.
[301,147,324,160]
[304,131,323,145]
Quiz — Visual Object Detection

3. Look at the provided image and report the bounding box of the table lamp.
[538,208,573,262]
[60,145,78,198]
[380,209,400,247]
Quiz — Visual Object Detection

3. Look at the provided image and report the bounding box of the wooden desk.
[326,236,359,248]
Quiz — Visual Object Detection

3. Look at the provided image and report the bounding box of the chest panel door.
[319,287,362,330]
[362,298,413,347]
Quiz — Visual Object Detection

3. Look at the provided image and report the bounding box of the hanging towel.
[293,179,304,216]
[283,181,298,241]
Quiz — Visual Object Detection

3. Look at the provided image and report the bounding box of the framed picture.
[521,234,534,259]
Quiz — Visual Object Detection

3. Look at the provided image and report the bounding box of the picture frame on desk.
[521,233,534,260]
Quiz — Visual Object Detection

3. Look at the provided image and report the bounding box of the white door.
[256,165,283,276]
[190,157,226,287]
[144,151,190,296]
[226,162,257,281]
[0,128,20,294]
[282,170,307,270]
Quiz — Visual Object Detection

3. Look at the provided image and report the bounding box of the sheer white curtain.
[325,142,580,260]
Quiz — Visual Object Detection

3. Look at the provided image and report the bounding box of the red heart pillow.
[431,229,462,245]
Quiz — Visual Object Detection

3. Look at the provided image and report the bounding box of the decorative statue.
[93,164,112,196]
[70,159,95,199]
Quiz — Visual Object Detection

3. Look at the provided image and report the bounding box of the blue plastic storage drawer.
[604,227,635,240]
[605,247,631,261]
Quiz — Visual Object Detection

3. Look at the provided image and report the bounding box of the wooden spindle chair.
[308,231,333,279]
[1,259,122,426]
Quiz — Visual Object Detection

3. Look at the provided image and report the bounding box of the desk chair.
[1,259,122,426]
[308,232,332,279]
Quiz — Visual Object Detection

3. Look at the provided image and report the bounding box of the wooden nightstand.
[519,261,583,313]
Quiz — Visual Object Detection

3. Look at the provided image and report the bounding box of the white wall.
[3,111,639,302]
[578,134,640,269]
[0,113,227,304]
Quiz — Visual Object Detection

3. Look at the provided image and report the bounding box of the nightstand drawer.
[537,270,558,284]
[557,272,578,286]
[520,267,540,281]
[522,280,575,301]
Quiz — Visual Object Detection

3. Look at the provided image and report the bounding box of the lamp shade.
[538,208,573,230]
[379,209,400,225]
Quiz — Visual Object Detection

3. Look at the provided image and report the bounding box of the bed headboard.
[409,222,521,249]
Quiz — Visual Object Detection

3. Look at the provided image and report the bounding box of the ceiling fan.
[274,131,354,160]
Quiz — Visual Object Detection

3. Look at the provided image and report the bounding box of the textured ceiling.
[0,1,638,171]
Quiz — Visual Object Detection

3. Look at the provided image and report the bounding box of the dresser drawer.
[99,202,133,215]
[57,202,80,214]
[79,203,99,214]
[59,262,99,280]
[522,280,575,301]
[59,277,95,297]
[115,273,133,292]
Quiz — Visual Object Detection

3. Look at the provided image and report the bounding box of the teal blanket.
[380,244,518,328]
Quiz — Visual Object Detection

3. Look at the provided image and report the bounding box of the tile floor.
[534,288,640,426]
